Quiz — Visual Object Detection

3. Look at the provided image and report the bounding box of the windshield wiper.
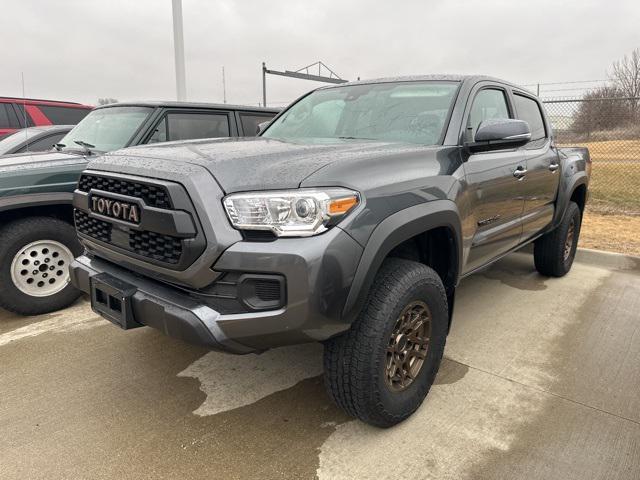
[73,140,96,154]
[54,143,65,151]
[337,136,375,140]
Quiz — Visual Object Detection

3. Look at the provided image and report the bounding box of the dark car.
[0,97,92,139]
[0,125,73,156]
[0,101,279,316]
[70,75,591,427]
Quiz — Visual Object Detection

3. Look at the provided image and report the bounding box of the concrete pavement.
[1,250,638,479]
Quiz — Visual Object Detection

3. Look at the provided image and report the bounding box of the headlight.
[223,188,359,237]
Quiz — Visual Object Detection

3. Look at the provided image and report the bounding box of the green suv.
[0,101,278,315]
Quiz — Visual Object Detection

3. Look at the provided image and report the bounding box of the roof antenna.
[21,72,29,152]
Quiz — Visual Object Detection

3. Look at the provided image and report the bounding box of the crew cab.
[0,102,279,315]
[69,76,590,427]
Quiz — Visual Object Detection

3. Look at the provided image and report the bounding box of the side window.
[15,133,64,153]
[513,94,546,142]
[239,113,276,136]
[147,117,168,144]
[166,112,230,141]
[467,89,510,140]
[36,106,90,125]
[0,104,11,128]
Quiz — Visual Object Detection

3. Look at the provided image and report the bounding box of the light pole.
[172,0,187,101]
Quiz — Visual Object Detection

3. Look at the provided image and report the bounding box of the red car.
[0,97,92,139]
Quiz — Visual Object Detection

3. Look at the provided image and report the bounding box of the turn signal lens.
[329,196,359,215]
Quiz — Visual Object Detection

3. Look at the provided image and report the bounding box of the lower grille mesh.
[75,210,183,265]
[74,211,112,243]
[129,230,183,264]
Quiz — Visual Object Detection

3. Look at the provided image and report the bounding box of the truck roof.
[95,101,280,113]
[320,74,530,93]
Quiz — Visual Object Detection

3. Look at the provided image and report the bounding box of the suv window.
[166,112,230,141]
[240,113,275,136]
[147,117,168,144]
[36,105,90,125]
[467,89,510,140]
[0,104,11,129]
[14,133,66,153]
[513,94,546,142]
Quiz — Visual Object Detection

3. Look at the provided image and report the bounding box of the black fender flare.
[0,192,74,213]
[552,172,588,228]
[341,199,463,324]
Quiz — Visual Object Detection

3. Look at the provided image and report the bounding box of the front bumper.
[70,227,363,354]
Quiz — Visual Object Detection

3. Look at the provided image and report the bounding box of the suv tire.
[0,217,83,316]
[323,258,448,427]
[534,201,581,277]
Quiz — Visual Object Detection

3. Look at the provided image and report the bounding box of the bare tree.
[610,48,640,117]
[97,97,118,105]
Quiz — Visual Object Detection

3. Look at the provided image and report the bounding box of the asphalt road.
[1,250,639,480]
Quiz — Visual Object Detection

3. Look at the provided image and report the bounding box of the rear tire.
[534,201,581,277]
[323,258,449,428]
[0,217,83,316]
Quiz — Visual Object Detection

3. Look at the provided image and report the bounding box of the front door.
[462,87,526,274]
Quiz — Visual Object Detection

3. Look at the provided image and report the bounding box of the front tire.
[534,201,581,277]
[323,258,449,428]
[0,217,83,316]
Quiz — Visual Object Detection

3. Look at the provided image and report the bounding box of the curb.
[575,248,640,271]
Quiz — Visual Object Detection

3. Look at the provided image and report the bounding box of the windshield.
[263,81,459,145]
[57,106,152,153]
[0,127,43,154]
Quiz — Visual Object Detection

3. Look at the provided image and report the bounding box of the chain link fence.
[543,97,640,215]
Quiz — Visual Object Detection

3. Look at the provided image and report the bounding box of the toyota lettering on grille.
[90,195,140,224]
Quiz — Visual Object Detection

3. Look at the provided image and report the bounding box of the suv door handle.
[513,166,527,179]
[549,163,559,172]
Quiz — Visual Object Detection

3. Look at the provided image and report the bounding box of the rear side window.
[166,112,230,141]
[0,104,11,128]
[36,105,90,125]
[467,89,510,139]
[513,94,546,141]
[240,113,275,136]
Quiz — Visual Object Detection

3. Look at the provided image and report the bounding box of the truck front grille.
[129,230,183,264]
[74,172,205,269]
[74,211,112,243]
[78,174,172,209]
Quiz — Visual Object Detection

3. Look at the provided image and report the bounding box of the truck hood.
[0,150,87,172]
[90,137,436,193]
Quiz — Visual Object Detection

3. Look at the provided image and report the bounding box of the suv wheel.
[0,217,83,316]
[323,258,448,427]
[534,201,582,277]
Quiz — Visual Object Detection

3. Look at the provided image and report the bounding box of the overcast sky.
[1,0,638,107]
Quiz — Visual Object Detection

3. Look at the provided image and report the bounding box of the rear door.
[461,85,526,273]
[512,92,560,241]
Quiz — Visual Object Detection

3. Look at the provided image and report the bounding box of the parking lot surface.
[1,249,639,480]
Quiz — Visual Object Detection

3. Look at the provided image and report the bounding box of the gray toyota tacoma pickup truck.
[70,75,590,427]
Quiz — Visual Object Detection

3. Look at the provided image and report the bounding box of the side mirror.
[466,118,531,152]
[257,121,271,135]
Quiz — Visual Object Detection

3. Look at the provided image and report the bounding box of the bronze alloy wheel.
[385,300,432,391]
[564,218,576,261]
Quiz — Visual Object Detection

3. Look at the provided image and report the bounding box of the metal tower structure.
[262,61,347,107]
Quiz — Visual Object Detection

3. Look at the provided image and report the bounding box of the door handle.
[513,166,527,179]
[549,163,559,172]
